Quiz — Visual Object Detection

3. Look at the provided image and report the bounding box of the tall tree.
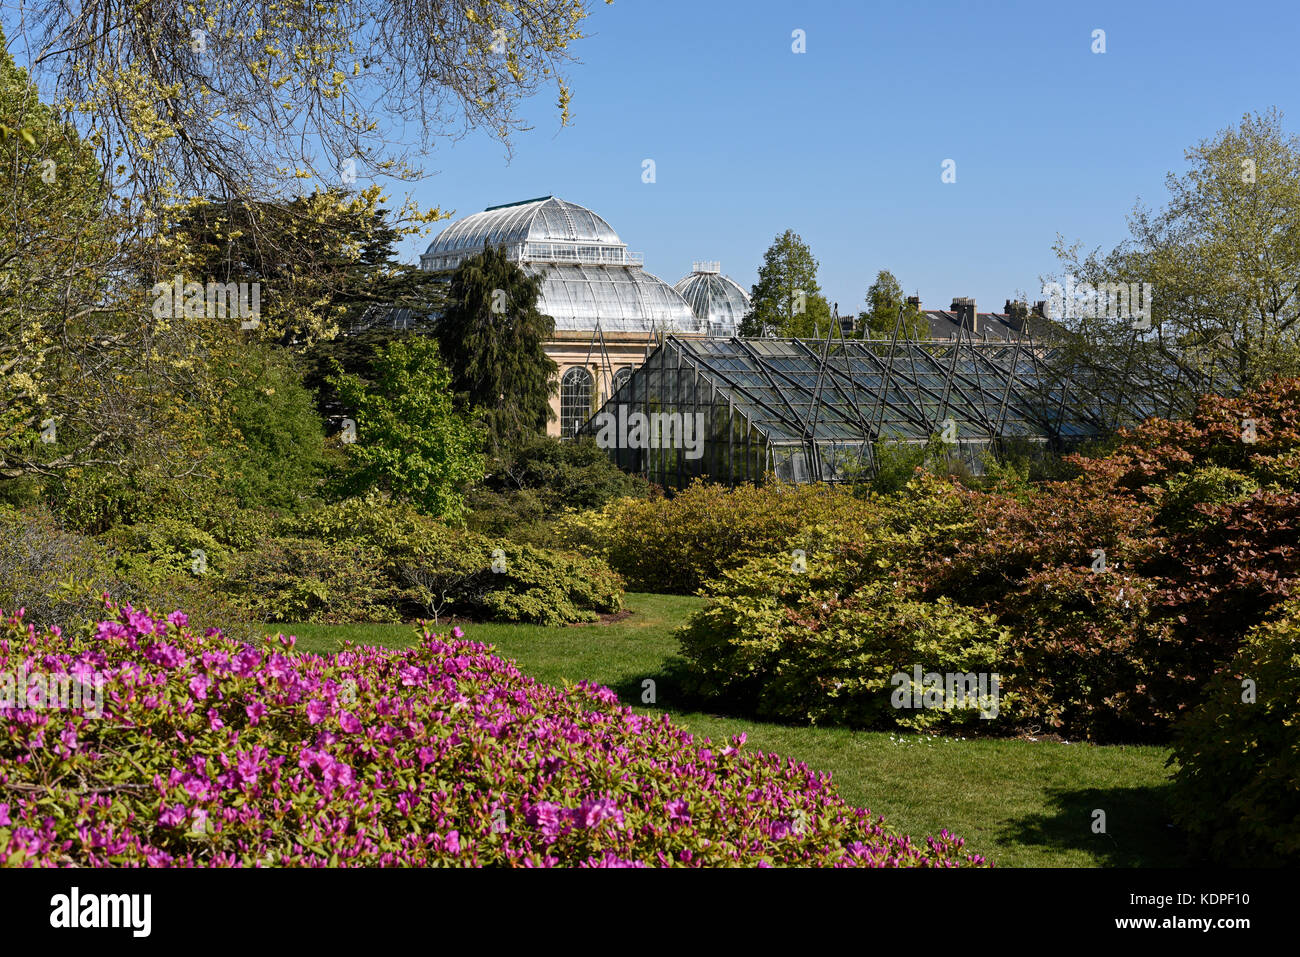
[1,28,221,509]
[1053,108,1300,404]
[861,270,928,339]
[435,244,558,452]
[741,229,833,337]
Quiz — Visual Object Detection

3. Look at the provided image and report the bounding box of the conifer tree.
[436,244,559,452]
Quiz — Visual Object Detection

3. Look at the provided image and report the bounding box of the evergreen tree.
[436,243,559,451]
[740,229,833,338]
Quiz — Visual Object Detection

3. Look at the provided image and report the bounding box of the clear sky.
[390,0,1300,316]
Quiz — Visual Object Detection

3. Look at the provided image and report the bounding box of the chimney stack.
[1005,299,1028,332]
[951,296,978,334]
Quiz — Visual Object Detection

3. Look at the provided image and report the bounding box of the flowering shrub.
[0,603,985,867]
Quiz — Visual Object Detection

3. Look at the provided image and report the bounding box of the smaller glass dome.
[673,262,750,336]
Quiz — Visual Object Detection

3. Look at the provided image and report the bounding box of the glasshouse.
[577,334,1208,489]
[420,196,717,335]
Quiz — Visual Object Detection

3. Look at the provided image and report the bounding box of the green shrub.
[1170,601,1300,865]
[280,495,624,625]
[1154,465,1259,534]
[102,517,230,578]
[0,506,116,629]
[280,491,436,552]
[219,537,402,624]
[389,534,622,627]
[676,542,1012,731]
[217,344,334,511]
[559,480,882,593]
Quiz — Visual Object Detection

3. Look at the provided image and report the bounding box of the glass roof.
[424,196,624,257]
[523,263,703,334]
[587,335,1193,447]
[673,265,750,337]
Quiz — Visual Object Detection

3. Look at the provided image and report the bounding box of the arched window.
[612,366,633,396]
[560,367,595,437]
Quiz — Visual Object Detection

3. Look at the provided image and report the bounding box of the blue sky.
[390,0,1300,316]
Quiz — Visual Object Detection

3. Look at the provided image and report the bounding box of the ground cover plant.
[0,602,987,867]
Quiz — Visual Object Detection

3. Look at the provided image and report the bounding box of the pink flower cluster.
[0,603,989,867]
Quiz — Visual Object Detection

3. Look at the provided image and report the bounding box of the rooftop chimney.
[951,297,978,334]
[906,295,921,309]
[1005,299,1028,332]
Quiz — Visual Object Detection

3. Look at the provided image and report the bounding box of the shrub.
[0,604,990,867]
[1153,465,1259,534]
[102,518,230,579]
[677,542,1012,731]
[1170,600,1300,865]
[282,496,624,625]
[219,537,402,624]
[389,535,623,627]
[0,507,115,629]
[560,480,882,593]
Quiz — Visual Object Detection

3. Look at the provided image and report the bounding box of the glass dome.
[421,196,633,272]
[421,196,702,334]
[673,262,750,336]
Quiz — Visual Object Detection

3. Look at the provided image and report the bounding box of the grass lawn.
[277,592,1185,868]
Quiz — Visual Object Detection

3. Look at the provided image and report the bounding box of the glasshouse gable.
[577,334,1193,489]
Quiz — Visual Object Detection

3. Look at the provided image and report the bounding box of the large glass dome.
[673,261,750,336]
[421,196,702,334]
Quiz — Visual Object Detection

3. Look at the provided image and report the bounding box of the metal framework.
[577,320,1212,489]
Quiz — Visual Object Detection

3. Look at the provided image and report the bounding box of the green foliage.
[216,344,335,510]
[0,507,115,629]
[861,270,928,340]
[435,244,559,451]
[329,336,484,519]
[740,229,833,338]
[1171,600,1300,864]
[219,537,402,625]
[559,480,882,594]
[103,518,229,579]
[281,495,624,626]
[677,545,1012,731]
[391,536,623,627]
[168,189,443,347]
[467,435,651,542]
[1154,465,1259,534]
[1052,108,1300,403]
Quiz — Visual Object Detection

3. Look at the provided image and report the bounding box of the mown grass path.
[281,592,1184,867]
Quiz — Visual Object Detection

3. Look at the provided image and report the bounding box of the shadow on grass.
[608,656,709,712]
[997,783,1191,867]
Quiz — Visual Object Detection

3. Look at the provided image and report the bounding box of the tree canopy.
[861,270,928,340]
[1053,108,1300,404]
[435,243,559,453]
[740,229,833,338]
